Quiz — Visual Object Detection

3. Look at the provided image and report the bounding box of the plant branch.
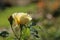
[11,25,19,40]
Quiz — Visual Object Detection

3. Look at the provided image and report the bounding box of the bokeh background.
[0,0,60,40]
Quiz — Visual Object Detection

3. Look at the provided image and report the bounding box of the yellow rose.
[12,12,32,25]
